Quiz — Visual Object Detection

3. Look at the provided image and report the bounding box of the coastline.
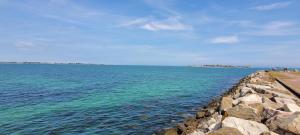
[158,70,300,135]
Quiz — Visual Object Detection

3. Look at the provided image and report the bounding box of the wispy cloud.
[211,36,239,44]
[143,0,179,16]
[7,0,101,26]
[246,21,300,36]
[121,16,191,31]
[141,19,191,31]
[15,41,36,50]
[253,2,291,11]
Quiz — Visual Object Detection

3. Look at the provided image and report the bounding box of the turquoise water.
[0,64,259,134]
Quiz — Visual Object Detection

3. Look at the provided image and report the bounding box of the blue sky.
[0,0,300,67]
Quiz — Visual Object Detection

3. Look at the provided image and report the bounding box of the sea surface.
[0,64,260,135]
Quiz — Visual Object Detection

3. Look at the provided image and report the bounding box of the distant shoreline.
[0,62,251,68]
[190,64,251,68]
[0,62,103,65]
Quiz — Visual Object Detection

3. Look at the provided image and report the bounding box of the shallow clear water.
[0,64,259,134]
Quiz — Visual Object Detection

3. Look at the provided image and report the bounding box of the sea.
[0,64,260,135]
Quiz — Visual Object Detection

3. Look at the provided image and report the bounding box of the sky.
[0,0,300,67]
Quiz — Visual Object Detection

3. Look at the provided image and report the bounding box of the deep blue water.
[0,64,259,134]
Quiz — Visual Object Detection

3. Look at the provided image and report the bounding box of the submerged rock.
[158,128,178,135]
[222,117,269,135]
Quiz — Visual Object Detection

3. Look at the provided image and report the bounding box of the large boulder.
[208,114,222,131]
[262,97,281,110]
[265,112,300,134]
[248,103,264,116]
[207,127,243,135]
[188,130,205,135]
[262,108,293,120]
[283,103,300,112]
[220,96,233,111]
[237,94,262,104]
[273,97,296,107]
[240,87,256,97]
[222,117,269,135]
[259,131,279,135]
[246,84,271,93]
[226,104,261,122]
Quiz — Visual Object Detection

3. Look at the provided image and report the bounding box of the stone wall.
[159,71,300,135]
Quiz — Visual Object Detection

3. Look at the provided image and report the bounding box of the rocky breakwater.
[159,71,300,135]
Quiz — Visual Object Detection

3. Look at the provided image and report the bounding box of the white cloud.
[247,21,300,36]
[211,36,239,44]
[141,20,190,31]
[120,17,149,27]
[254,2,291,11]
[15,41,36,50]
[121,16,191,31]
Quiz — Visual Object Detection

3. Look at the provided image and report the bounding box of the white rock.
[208,114,222,131]
[222,117,269,135]
[283,103,300,112]
[208,122,221,131]
[236,94,262,104]
[188,130,205,135]
[246,84,271,92]
[240,87,256,97]
[274,97,296,107]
